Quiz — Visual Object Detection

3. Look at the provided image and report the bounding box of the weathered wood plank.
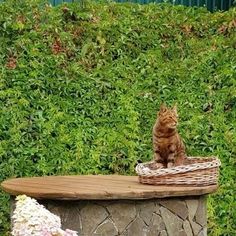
[1,175,218,200]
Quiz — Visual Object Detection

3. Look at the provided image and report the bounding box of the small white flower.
[12,195,78,236]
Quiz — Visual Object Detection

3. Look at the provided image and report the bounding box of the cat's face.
[158,104,178,129]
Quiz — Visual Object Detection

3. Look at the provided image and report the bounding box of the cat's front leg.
[175,150,186,166]
[167,153,175,168]
[152,152,164,169]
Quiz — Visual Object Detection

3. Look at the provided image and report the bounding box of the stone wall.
[38,196,207,236]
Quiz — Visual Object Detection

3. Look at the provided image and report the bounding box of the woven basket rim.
[136,156,221,177]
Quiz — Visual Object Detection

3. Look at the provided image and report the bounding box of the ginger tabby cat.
[152,104,186,168]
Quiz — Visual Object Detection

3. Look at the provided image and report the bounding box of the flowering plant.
[12,195,78,236]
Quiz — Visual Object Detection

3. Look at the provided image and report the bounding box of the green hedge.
[45,0,236,11]
[0,0,235,11]
[0,0,235,235]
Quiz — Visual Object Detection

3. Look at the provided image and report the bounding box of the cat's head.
[158,104,178,130]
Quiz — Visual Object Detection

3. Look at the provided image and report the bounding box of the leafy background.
[0,0,235,235]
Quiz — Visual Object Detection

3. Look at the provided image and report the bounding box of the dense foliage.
[0,0,235,235]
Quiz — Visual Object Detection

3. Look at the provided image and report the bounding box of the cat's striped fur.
[152,104,186,168]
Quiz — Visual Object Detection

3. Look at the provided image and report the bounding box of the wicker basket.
[136,157,221,186]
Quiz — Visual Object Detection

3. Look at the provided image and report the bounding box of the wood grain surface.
[1,175,218,200]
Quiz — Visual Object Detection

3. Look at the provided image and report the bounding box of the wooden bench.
[1,175,217,236]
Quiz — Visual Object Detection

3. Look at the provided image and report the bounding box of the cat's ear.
[159,103,167,114]
[172,104,178,115]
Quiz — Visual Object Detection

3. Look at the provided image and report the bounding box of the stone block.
[190,220,202,236]
[138,201,156,225]
[47,202,82,232]
[160,206,183,236]
[80,203,108,235]
[179,230,188,236]
[107,201,136,233]
[147,214,166,236]
[195,197,207,227]
[95,219,118,236]
[186,199,199,221]
[126,217,147,236]
[183,220,193,236]
[160,199,188,220]
[159,230,168,236]
[198,227,207,236]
